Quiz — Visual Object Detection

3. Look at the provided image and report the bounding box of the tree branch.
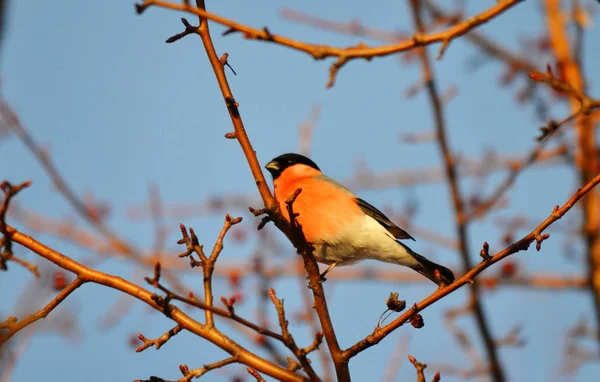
[4,223,306,381]
[544,0,600,351]
[284,189,348,381]
[139,0,523,87]
[342,172,600,360]
[0,277,84,346]
[408,1,504,379]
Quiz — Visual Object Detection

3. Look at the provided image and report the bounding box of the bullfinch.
[265,153,455,286]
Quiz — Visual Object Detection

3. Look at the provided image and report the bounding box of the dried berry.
[386,292,406,312]
[410,314,424,328]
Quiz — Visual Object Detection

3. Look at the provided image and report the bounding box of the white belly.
[311,215,419,268]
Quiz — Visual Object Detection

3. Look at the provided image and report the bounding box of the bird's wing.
[356,198,415,241]
[317,174,415,241]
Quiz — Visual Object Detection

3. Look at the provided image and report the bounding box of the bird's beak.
[265,161,279,173]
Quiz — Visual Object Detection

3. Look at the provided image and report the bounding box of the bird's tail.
[410,253,455,286]
[397,242,454,285]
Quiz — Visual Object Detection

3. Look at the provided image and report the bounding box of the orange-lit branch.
[544,0,600,348]
[139,0,523,87]
[342,171,600,361]
[0,277,84,346]
[3,223,305,381]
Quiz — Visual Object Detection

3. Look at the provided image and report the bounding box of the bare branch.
[343,172,600,360]
[0,180,37,276]
[0,277,84,346]
[136,356,238,382]
[136,325,183,352]
[139,0,523,87]
[5,223,305,381]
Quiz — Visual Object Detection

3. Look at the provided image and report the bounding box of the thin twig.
[136,356,239,382]
[0,180,38,277]
[204,214,243,327]
[136,325,183,352]
[247,367,267,381]
[269,288,321,381]
[0,277,84,346]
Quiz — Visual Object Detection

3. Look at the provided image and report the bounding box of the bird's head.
[265,153,320,180]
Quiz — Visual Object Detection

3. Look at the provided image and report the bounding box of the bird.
[264,153,455,286]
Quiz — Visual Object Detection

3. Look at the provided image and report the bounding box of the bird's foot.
[305,275,326,289]
[318,272,328,283]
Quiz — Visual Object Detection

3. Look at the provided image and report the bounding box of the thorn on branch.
[479,241,491,261]
[262,27,273,41]
[134,3,147,15]
[257,216,271,230]
[165,18,199,44]
[222,27,239,36]
[219,53,237,75]
[248,206,272,230]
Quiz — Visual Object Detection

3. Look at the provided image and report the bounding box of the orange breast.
[274,175,362,242]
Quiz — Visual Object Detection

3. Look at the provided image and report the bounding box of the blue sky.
[1,0,599,381]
